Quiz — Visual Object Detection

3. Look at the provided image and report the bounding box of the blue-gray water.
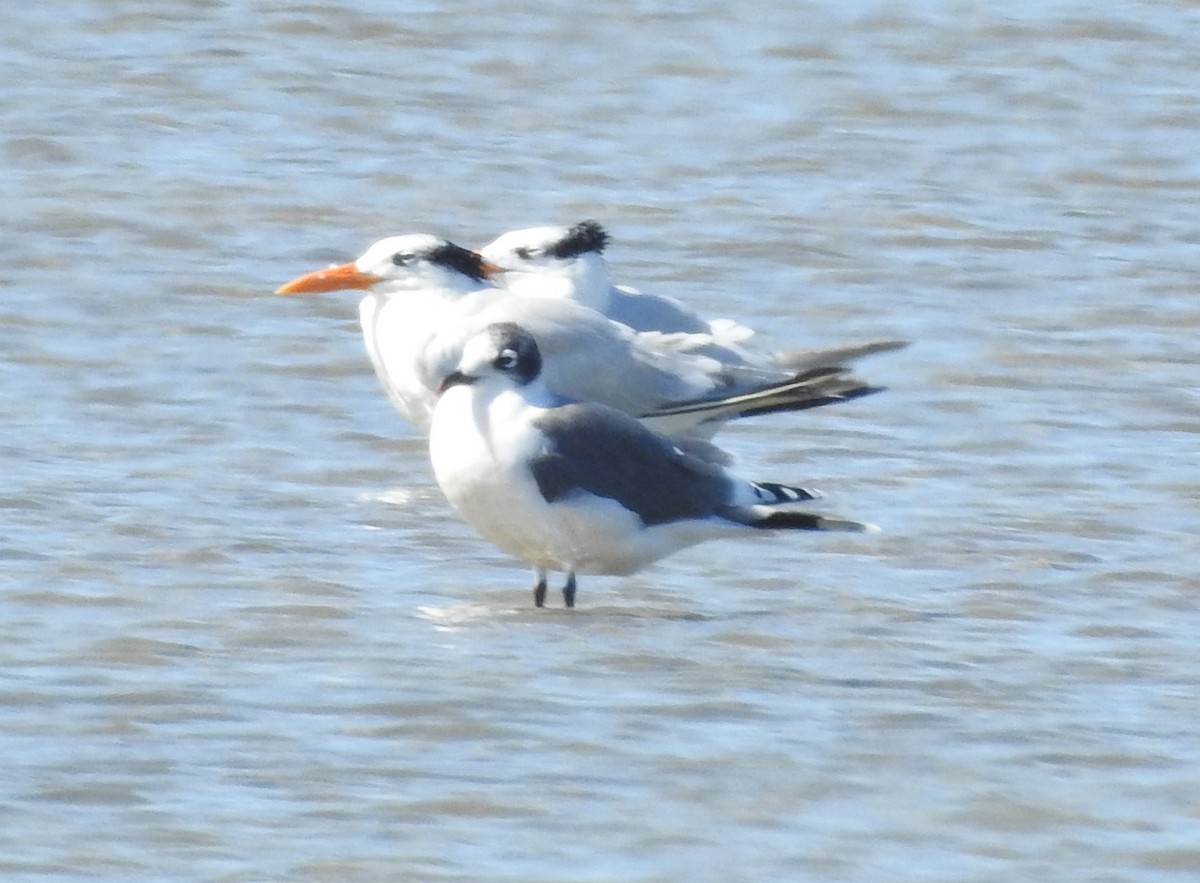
[4,1,1200,880]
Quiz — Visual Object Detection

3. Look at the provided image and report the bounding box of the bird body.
[479,220,906,372]
[278,234,885,435]
[479,221,754,355]
[429,324,873,606]
[431,384,749,578]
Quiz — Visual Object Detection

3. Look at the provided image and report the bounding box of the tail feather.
[774,339,909,372]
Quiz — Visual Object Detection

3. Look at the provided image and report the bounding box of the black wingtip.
[727,384,886,421]
[750,512,875,532]
[641,364,886,425]
[751,511,826,531]
[751,481,822,504]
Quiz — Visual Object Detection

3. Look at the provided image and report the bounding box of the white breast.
[430,387,573,571]
[429,386,737,576]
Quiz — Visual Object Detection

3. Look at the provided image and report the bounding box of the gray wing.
[605,288,712,336]
[430,294,799,422]
[529,404,732,526]
[473,297,780,413]
[420,293,714,413]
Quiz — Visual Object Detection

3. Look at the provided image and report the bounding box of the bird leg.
[533,568,548,608]
[562,572,577,608]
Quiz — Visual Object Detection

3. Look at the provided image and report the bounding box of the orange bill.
[275,262,383,295]
[474,255,506,278]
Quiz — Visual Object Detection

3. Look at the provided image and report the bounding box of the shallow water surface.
[3,1,1200,880]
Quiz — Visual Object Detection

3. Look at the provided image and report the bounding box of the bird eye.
[392,252,415,266]
[494,348,519,370]
[514,247,534,260]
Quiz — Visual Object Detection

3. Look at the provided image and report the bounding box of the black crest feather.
[429,241,487,282]
[550,220,609,259]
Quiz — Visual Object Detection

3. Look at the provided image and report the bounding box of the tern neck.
[503,253,612,313]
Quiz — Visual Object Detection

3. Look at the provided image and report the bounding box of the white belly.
[429,389,732,575]
[430,390,570,569]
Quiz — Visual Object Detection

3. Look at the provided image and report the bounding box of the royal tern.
[479,220,907,371]
[276,234,885,436]
[430,323,874,607]
[277,234,488,424]
[479,220,740,338]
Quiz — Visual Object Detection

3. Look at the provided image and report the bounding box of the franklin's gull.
[429,322,875,607]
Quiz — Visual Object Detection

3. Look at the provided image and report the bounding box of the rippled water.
[5,1,1200,880]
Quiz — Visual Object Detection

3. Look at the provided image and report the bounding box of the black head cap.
[487,322,543,386]
[429,241,488,282]
[549,220,609,259]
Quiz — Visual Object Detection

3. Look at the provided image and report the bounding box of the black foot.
[562,573,577,608]
[534,577,547,608]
